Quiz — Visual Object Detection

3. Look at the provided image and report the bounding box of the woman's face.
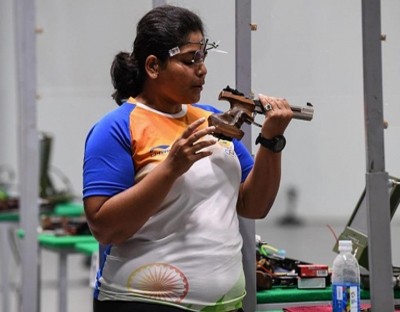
[156,31,208,109]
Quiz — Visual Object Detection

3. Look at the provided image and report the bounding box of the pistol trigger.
[253,100,265,115]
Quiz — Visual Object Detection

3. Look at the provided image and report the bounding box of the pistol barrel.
[290,103,314,121]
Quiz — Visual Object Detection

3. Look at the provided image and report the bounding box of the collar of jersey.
[127,97,188,119]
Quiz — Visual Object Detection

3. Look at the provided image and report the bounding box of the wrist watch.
[255,133,286,153]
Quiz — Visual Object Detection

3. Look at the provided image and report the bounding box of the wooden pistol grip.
[218,90,255,118]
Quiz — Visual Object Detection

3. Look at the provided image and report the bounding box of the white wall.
[1,0,399,222]
[0,0,18,193]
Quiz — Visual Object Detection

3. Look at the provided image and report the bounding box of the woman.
[83,4,292,312]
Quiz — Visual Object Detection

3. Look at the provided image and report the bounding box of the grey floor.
[1,218,399,312]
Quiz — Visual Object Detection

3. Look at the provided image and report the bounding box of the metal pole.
[14,0,40,311]
[236,1,256,311]
[361,1,394,311]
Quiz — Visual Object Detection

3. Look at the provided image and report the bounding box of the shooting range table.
[256,286,400,311]
[75,241,99,256]
[37,233,97,312]
[0,202,91,312]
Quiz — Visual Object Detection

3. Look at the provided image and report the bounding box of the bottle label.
[332,283,360,312]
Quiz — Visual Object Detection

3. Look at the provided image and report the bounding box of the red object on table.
[283,304,400,312]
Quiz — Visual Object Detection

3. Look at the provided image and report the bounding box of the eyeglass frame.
[168,39,220,65]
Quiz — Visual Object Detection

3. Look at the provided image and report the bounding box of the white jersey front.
[83,99,254,311]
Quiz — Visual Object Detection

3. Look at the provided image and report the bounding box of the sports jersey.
[83,98,254,311]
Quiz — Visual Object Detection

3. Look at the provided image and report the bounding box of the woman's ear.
[144,55,159,79]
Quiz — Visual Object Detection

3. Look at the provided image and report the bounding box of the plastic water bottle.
[331,240,360,312]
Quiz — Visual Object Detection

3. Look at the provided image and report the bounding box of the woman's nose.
[197,63,207,76]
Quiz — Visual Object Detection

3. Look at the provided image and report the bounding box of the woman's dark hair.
[110,5,205,105]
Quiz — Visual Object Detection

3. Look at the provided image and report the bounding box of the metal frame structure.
[235,1,256,311]
[362,1,394,311]
[14,0,41,311]
[11,1,394,311]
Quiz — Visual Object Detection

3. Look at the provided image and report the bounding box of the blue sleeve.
[82,104,135,198]
[194,103,254,182]
[233,139,254,182]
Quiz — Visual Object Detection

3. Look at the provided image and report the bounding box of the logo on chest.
[218,140,236,157]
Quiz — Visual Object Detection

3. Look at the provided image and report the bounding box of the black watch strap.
[255,134,286,153]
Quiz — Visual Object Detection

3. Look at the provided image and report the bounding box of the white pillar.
[14,0,40,311]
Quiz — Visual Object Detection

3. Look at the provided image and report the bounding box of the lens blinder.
[192,50,206,64]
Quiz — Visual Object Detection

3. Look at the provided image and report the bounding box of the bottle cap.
[338,240,353,252]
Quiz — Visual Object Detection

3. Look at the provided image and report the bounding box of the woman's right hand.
[165,117,217,177]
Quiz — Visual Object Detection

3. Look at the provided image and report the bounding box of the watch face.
[274,137,286,152]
